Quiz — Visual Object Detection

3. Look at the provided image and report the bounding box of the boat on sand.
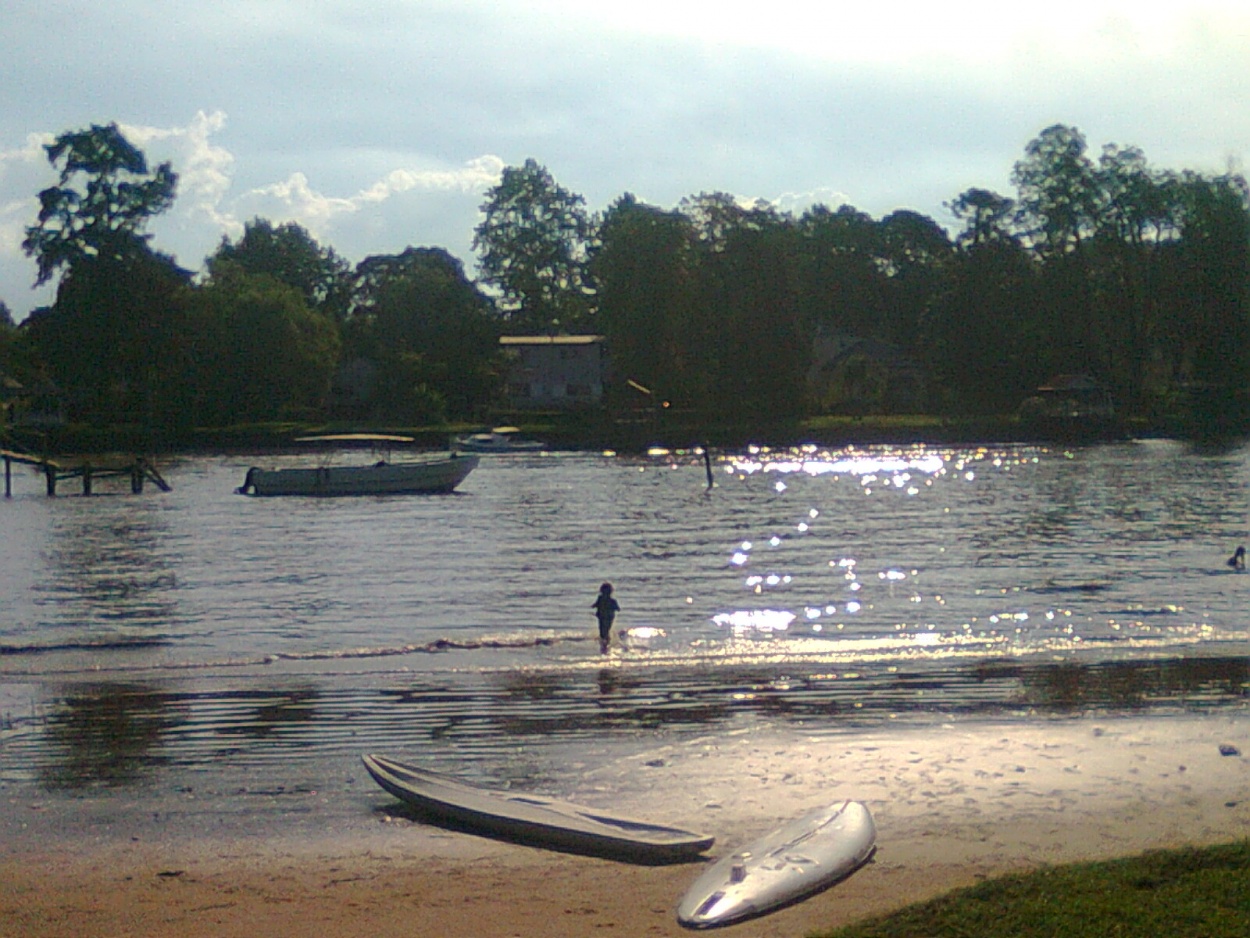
[361,753,713,863]
[676,800,876,928]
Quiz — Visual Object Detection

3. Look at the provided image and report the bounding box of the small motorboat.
[454,426,546,453]
[237,434,478,496]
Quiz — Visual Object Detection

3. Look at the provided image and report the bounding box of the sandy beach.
[3,712,1248,938]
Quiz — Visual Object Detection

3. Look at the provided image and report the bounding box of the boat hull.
[455,433,546,453]
[239,455,478,497]
[361,754,714,863]
[676,800,876,928]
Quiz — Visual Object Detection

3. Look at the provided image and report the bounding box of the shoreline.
[6,413,1231,459]
[4,712,1248,937]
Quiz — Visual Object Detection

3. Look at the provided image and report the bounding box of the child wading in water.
[592,582,620,653]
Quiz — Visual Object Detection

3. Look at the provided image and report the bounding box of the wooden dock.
[1,449,171,497]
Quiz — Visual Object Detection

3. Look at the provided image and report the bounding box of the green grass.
[817,842,1250,938]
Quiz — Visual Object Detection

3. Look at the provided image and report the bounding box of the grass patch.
[818,842,1250,938]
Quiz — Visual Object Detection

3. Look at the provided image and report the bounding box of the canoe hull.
[361,754,713,863]
[676,800,876,928]
[239,455,478,496]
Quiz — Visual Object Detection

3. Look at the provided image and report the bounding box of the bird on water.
[1229,546,1246,571]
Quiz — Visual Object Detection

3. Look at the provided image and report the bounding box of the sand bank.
[3,712,1247,937]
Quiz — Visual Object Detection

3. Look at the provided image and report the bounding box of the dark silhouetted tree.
[348,247,501,421]
[474,159,594,333]
[209,219,353,321]
[23,123,177,287]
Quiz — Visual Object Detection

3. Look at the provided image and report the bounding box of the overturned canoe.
[361,754,713,863]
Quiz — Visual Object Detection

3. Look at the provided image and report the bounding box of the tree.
[948,188,1017,247]
[23,249,195,427]
[679,196,808,418]
[19,123,190,427]
[23,123,177,286]
[1011,125,1105,377]
[1012,124,1103,257]
[590,195,706,408]
[348,247,501,420]
[794,203,890,341]
[192,263,341,424]
[208,219,353,321]
[473,159,594,333]
[1172,172,1250,397]
[875,210,953,348]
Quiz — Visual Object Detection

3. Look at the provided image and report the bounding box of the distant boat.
[454,426,546,453]
[236,434,478,497]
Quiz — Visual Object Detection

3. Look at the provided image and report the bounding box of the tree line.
[0,121,1246,435]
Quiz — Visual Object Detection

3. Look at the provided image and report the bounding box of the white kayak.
[361,754,714,863]
[676,800,876,929]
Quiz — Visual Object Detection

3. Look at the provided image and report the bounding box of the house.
[499,335,608,409]
[808,334,929,414]
[1019,374,1115,421]
[0,372,66,428]
[329,356,379,415]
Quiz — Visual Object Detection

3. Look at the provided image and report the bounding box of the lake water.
[1,439,1248,830]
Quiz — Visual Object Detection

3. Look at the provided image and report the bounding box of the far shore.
[3,713,1247,937]
[6,411,1239,459]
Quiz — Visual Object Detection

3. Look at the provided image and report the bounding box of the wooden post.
[82,465,93,496]
[4,456,10,498]
[131,463,143,494]
[45,463,56,496]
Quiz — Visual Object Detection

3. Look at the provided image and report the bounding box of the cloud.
[120,111,237,232]
[232,154,505,241]
[771,187,852,216]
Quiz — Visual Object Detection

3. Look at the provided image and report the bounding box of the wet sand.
[3,713,1248,937]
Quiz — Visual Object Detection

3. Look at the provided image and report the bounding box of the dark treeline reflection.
[22,656,1248,790]
[4,122,1248,435]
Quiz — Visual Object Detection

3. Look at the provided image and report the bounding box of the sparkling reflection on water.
[1,439,1248,794]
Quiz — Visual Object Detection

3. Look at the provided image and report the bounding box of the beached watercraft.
[676,800,876,928]
[361,754,714,862]
[236,435,478,496]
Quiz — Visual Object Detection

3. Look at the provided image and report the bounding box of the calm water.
[1,439,1248,813]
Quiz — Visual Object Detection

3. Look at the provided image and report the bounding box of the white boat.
[676,800,876,928]
[361,754,714,862]
[236,434,478,497]
[454,426,546,453]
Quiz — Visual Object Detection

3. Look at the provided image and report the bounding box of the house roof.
[499,335,604,346]
[1037,374,1102,392]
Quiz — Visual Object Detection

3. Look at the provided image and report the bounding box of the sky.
[2,1,1248,321]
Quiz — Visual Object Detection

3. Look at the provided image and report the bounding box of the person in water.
[592,582,620,651]
[1229,546,1246,571]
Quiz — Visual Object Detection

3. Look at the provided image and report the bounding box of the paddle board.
[361,754,714,863]
[676,800,876,928]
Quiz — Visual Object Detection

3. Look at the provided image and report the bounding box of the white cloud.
[121,111,238,233]
[235,155,505,241]
[772,187,852,216]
